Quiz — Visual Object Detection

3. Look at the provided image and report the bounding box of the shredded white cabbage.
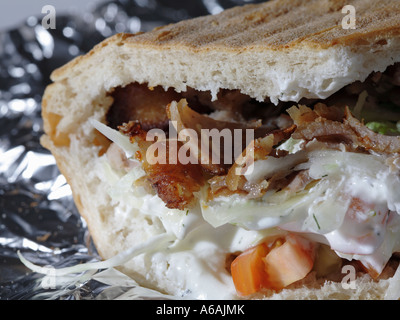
[203,147,400,274]
[244,151,308,183]
[385,263,400,300]
[18,233,176,277]
[277,137,305,154]
[30,118,400,297]
[353,90,368,119]
[90,119,139,158]
[91,268,179,300]
[202,177,348,233]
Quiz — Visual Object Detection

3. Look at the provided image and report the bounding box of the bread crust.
[46,1,400,106]
[126,0,400,50]
[51,0,400,80]
[52,0,400,80]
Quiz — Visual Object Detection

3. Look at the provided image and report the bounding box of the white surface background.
[0,0,107,31]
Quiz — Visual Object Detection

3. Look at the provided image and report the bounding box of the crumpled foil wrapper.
[0,0,265,300]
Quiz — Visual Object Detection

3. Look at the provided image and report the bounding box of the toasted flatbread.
[41,0,400,299]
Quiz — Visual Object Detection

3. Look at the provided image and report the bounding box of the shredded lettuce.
[365,121,400,135]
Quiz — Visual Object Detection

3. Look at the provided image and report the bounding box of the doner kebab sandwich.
[37,0,400,299]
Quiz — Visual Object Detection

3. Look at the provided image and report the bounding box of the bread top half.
[125,0,400,50]
[43,0,400,143]
[48,0,400,106]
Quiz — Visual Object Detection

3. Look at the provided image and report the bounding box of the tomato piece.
[263,235,315,290]
[231,235,315,296]
[231,242,269,296]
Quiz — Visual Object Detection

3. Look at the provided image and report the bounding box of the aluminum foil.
[0,0,265,300]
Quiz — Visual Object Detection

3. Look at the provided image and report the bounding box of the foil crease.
[0,0,264,300]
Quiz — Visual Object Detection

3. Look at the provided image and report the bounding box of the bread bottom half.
[41,77,400,299]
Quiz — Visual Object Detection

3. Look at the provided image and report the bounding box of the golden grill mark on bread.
[126,0,400,50]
